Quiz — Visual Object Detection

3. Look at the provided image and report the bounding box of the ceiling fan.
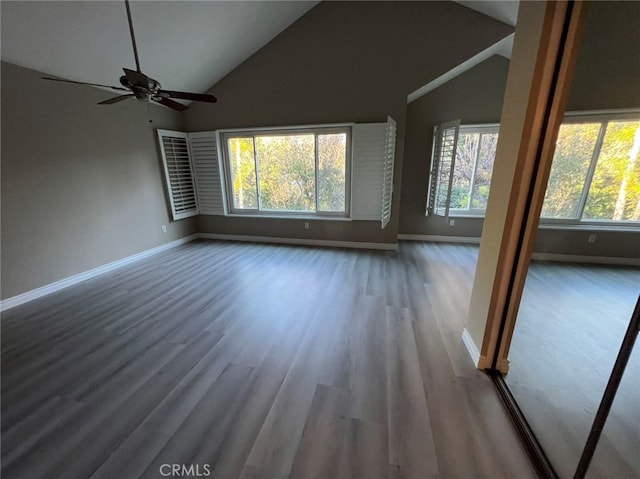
[41,0,217,111]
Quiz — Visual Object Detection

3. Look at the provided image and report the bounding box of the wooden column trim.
[479,0,588,371]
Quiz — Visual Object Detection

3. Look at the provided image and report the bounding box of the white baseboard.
[0,235,199,313]
[398,235,638,266]
[197,233,399,251]
[398,234,481,244]
[462,328,481,368]
[6,231,632,313]
[0,232,396,313]
[531,252,640,267]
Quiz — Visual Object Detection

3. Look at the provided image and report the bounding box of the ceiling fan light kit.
[42,0,217,111]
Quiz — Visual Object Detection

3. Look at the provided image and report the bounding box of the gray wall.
[399,1,640,259]
[398,55,510,238]
[567,1,640,112]
[1,62,197,299]
[534,228,639,259]
[542,0,639,258]
[185,1,512,245]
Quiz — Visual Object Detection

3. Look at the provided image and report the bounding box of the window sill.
[426,214,638,232]
[538,223,639,233]
[225,213,353,222]
[447,213,485,219]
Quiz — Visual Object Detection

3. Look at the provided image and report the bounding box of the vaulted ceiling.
[1,1,317,95]
[1,1,516,97]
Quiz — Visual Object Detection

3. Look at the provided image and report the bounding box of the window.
[157,118,396,227]
[450,125,499,215]
[427,122,498,218]
[222,127,350,217]
[427,112,640,226]
[541,115,640,223]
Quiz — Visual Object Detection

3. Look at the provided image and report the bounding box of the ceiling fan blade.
[154,97,189,111]
[123,68,150,88]
[42,77,129,91]
[98,94,135,105]
[159,90,218,103]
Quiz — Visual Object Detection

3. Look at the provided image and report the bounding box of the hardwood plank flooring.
[1,240,535,479]
[505,261,640,479]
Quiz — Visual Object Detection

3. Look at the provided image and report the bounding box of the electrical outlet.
[588,233,596,243]
[304,222,310,230]
[161,225,168,234]
[449,219,455,227]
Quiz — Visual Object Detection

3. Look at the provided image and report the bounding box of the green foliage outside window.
[445,118,639,223]
[542,120,640,221]
[318,134,347,212]
[226,131,347,214]
[257,135,315,211]
[450,130,498,213]
[583,122,640,221]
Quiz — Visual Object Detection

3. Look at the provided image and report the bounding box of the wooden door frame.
[479,0,587,373]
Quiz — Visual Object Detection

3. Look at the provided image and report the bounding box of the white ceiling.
[1,1,317,95]
[455,0,519,27]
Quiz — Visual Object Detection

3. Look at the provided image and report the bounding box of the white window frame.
[156,119,396,226]
[540,109,640,228]
[426,110,640,230]
[448,123,500,218]
[219,124,352,219]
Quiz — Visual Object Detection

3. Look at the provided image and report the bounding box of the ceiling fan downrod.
[124,0,142,73]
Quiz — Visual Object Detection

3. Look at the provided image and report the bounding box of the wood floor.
[1,240,536,479]
[506,261,640,479]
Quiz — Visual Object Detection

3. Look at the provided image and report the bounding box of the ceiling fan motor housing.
[119,74,161,101]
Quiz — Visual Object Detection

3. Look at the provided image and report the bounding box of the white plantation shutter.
[157,129,199,220]
[427,120,460,218]
[188,131,227,215]
[381,116,396,229]
[351,117,397,228]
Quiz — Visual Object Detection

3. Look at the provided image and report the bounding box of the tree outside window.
[225,129,349,216]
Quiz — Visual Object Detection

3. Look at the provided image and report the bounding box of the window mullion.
[314,134,319,213]
[576,121,607,220]
[253,136,261,211]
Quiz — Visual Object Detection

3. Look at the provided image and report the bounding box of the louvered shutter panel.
[381,116,396,229]
[157,129,199,220]
[351,117,397,228]
[426,126,440,216]
[188,131,226,215]
[351,123,387,221]
[427,120,460,218]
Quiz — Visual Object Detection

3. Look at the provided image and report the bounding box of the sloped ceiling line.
[407,34,514,104]
[1,1,318,99]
